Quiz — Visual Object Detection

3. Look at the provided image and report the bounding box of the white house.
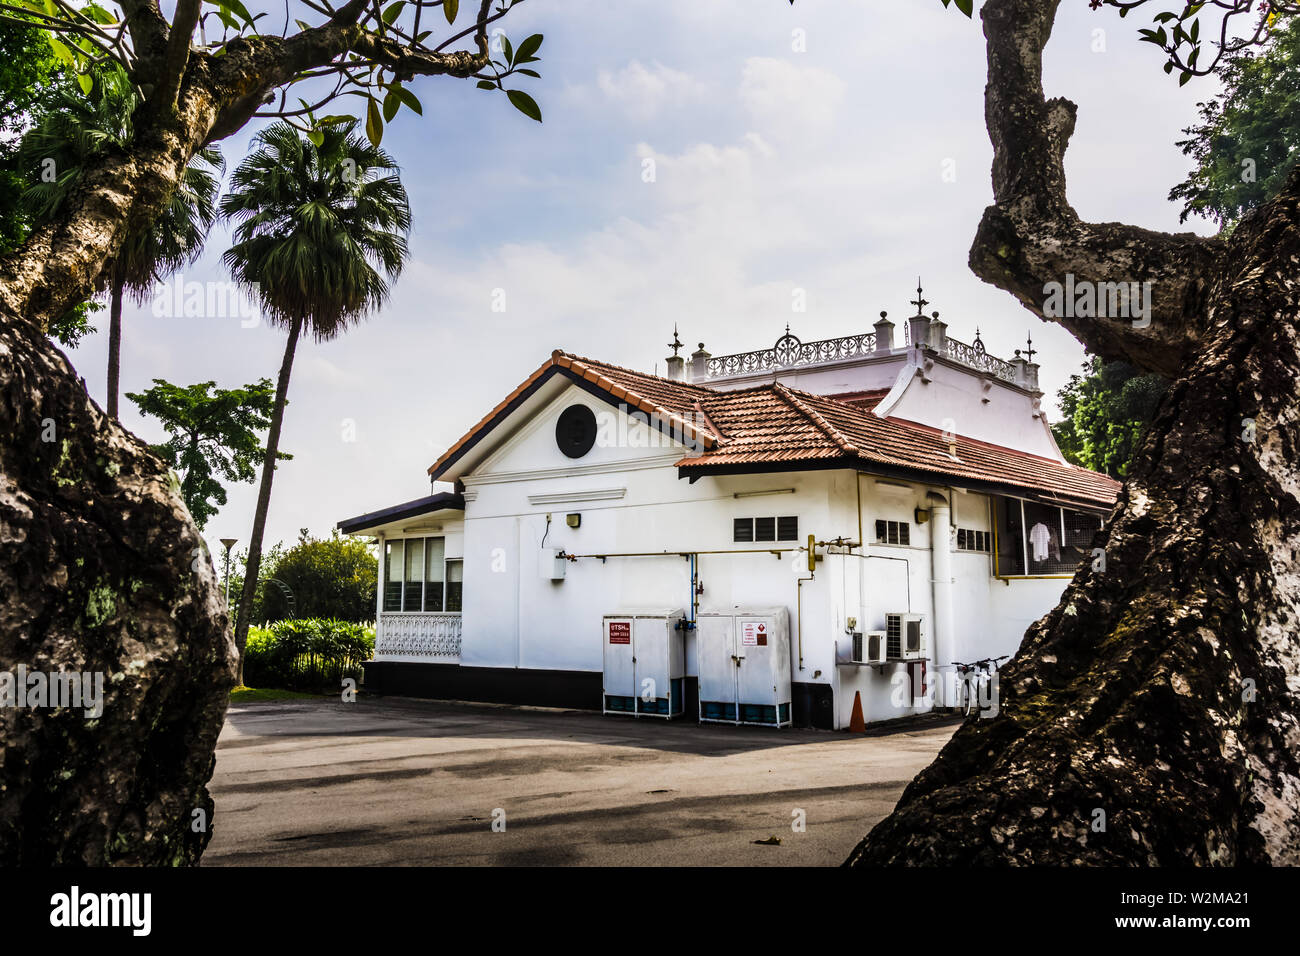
[338,291,1120,729]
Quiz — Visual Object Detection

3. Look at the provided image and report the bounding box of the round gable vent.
[556,404,598,459]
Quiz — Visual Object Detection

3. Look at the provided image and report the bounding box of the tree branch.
[970,0,1225,378]
[151,0,202,113]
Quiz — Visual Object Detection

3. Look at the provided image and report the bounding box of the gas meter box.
[602,609,687,718]
[697,607,792,727]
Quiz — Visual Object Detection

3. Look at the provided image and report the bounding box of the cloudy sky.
[64,0,1220,555]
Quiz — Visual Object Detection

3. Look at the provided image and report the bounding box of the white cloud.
[594,60,705,119]
[738,56,846,140]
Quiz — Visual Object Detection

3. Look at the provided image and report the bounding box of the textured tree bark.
[0,313,237,864]
[848,0,1300,865]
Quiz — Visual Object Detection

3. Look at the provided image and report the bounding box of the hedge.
[243,618,375,692]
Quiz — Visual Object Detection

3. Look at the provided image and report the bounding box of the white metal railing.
[374,612,462,662]
[705,330,877,379]
[943,335,1019,384]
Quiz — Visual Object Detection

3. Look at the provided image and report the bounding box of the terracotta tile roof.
[428,351,722,478]
[428,350,1121,508]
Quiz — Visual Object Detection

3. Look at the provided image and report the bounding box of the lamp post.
[220,538,238,608]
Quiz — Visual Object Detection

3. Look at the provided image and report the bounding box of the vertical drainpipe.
[927,492,953,710]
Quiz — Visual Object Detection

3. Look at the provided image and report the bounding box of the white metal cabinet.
[602,609,686,718]
[697,607,792,727]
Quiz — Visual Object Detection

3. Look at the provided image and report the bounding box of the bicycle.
[951,655,1008,717]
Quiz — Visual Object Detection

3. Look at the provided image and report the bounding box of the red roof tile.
[428,351,1122,508]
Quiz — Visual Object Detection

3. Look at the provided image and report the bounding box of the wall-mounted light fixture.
[914,507,930,525]
[733,488,796,499]
[566,513,581,529]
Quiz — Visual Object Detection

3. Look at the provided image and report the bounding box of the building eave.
[675,459,1117,513]
[337,492,466,536]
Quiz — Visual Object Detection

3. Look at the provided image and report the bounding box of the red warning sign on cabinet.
[608,621,631,645]
[741,620,768,646]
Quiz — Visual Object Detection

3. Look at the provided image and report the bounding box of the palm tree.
[18,67,222,418]
[222,120,411,680]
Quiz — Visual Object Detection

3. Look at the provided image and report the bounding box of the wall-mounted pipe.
[927,491,954,675]
[561,547,796,560]
[796,572,813,672]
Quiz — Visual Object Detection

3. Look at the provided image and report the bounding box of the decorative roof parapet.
[704,329,877,379]
[943,334,1018,385]
[702,324,1028,388]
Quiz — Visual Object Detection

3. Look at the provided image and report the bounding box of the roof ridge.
[556,350,721,394]
[771,382,861,457]
[554,352,720,448]
[691,398,729,444]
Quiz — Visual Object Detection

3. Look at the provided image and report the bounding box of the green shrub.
[242,618,374,691]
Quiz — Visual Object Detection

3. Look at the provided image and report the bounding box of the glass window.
[734,518,754,543]
[754,517,776,542]
[875,519,910,546]
[404,538,424,611]
[383,540,403,611]
[445,559,464,612]
[777,516,799,541]
[423,537,446,611]
[996,497,1102,576]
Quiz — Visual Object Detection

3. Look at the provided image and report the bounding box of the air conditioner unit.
[885,613,927,661]
[852,630,889,665]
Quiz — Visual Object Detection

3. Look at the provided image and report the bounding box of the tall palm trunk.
[106,263,124,418]
[232,314,303,683]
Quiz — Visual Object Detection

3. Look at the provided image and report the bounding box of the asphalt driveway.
[204,696,958,866]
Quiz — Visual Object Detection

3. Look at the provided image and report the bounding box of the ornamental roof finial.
[668,324,683,357]
[911,277,929,317]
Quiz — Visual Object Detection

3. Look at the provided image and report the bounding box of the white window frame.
[382,536,462,614]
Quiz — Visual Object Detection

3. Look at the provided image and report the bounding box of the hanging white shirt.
[1029,522,1051,562]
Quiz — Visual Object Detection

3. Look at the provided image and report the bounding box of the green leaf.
[396,86,422,114]
[513,33,543,63]
[76,72,92,95]
[476,80,497,90]
[383,1,405,24]
[366,97,384,145]
[502,35,514,65]
[444,0,458,25]
[506,88,541,123]
[215,0,256,27]
[47,36,77,70]
[383,88,400,122]
[306,128,324,147]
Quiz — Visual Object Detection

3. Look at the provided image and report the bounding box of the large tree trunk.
[106,267,124,419]
[231,315,303,684]
[0,313,237,864]
[848,0,1300,866]
[0,73,242,864]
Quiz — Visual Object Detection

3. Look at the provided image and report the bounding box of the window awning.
[337,492,465,536]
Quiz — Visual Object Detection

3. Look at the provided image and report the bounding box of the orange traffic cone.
[849,691,866,734]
